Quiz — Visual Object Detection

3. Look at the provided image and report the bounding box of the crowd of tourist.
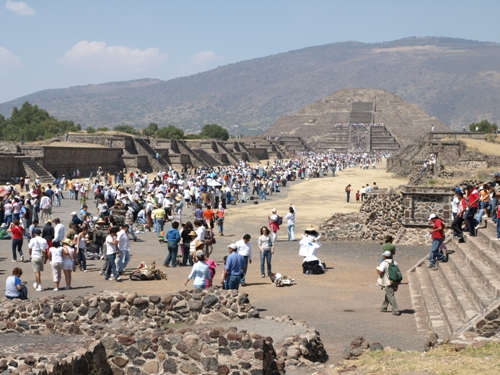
[2,150,388,298]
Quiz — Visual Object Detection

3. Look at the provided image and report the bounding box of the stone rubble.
[0,288,328,375]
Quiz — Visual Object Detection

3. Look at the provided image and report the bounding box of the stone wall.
[320,186,457,245]
[41,146,125,175]
[0,288,326,374]
[0,156,23,182]
[320,189,404,242]
[400,186,453,227]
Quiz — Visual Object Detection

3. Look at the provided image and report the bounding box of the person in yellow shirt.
[67,179,75,199]
[152,204,165,237]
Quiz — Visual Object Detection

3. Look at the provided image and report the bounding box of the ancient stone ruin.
[266,88,448,153]
[0,288,327,374]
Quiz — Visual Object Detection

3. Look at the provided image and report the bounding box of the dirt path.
[0,160,426,363]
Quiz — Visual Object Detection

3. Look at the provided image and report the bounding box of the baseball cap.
[196,250,205,258]
[34,229,42,235]
[428,213,437,221]
[382,251,392,258]
[70,211,77,215]
[495,172,500,177]
[228,243,237,250]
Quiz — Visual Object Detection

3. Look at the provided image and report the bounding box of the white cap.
[428,213,437,221]
[382,251,392,258]
[228,243,237,250]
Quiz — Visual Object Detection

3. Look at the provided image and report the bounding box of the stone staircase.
[133,138,170,172]
[408,219,500,341]
[22,157,54,183]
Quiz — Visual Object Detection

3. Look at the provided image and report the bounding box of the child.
[355,190,360,203]
[5,267,28,299]
[205,257,217,288]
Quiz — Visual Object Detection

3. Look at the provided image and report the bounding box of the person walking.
[104,226,122,281]
[8,220,25,262]
[258,226,274,278]
[377,251,401,315]
[427,213,447,269]
[61,238,78,289]
[345,184,351,203]
[235,234,252,287]
[116,224,131,275]
[285,205,295,241]
[164,221,181,267]
[221,243,246,290]
[216,204,225,236]
[75,226,89,272]
[28,228,48,291]
[48,241,64,291]
[268,208,280,242]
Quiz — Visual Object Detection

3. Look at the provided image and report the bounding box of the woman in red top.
[8,219,25,262]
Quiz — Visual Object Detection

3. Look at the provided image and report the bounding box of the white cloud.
[190,50,222,66]
[57,41,168,73]
[0,47,22,70]
[5,1,35,16]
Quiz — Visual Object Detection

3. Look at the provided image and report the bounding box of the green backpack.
[386,260,403,284]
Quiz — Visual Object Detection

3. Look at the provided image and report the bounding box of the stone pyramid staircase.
[22,157,54,183]
[408,219,500,341]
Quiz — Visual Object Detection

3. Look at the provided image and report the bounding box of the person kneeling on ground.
[5,267,28,300]
[377,251,401,316]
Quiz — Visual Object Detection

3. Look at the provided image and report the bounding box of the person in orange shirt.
[203,205,216,236]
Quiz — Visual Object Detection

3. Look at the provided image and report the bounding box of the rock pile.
[0,289,328,374]
[0,289,259,327]
[320,189,404,242]
[342,336,386,360]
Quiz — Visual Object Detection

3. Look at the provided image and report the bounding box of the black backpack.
[276,215,283,225]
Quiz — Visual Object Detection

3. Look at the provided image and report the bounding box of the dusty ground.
[0,160,428,363]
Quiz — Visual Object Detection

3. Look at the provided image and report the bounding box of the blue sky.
[1,0,500,104]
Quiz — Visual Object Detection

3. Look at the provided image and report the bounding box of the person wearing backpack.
[377,250,402,316]
[268,208,281,242]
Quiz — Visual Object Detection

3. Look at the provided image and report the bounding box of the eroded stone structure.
[266,88,448,152]
[0,288,326,375]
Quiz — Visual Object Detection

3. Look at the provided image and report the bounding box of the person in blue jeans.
[105,227,122,282]
[222,243,246,290]
[164,221,180,267]
[427,214,447,269]
[258,226,274,277]
[235,234,252,286]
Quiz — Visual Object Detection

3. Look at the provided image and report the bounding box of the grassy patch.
[458,138,500,157]
[333,343,500,375]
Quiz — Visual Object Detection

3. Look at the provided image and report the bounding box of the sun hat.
[305,224,316,231]
[271,208,277,213]
[194,240,204,249]
[61,238,73,246]
[188,230,197,237]
[428,213,437,221]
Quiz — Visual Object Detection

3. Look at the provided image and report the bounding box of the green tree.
[113,125,138,135]
[87,126,96,133]
[156,124,184,139]
[200,124,229,140]
[96,127,109,132]
[469,120,498,133]
[0,102,79,141]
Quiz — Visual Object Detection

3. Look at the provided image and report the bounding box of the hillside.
[1,37,500,134]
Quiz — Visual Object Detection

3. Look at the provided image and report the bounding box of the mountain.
[1,37,500,134]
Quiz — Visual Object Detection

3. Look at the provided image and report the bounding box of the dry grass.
[333,343,500,375]
[444,138,500,157]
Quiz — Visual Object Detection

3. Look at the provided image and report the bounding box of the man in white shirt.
[235,234,252,287]
[116,224,131,275]
[53,218,65,243]
[28,229,48,292]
